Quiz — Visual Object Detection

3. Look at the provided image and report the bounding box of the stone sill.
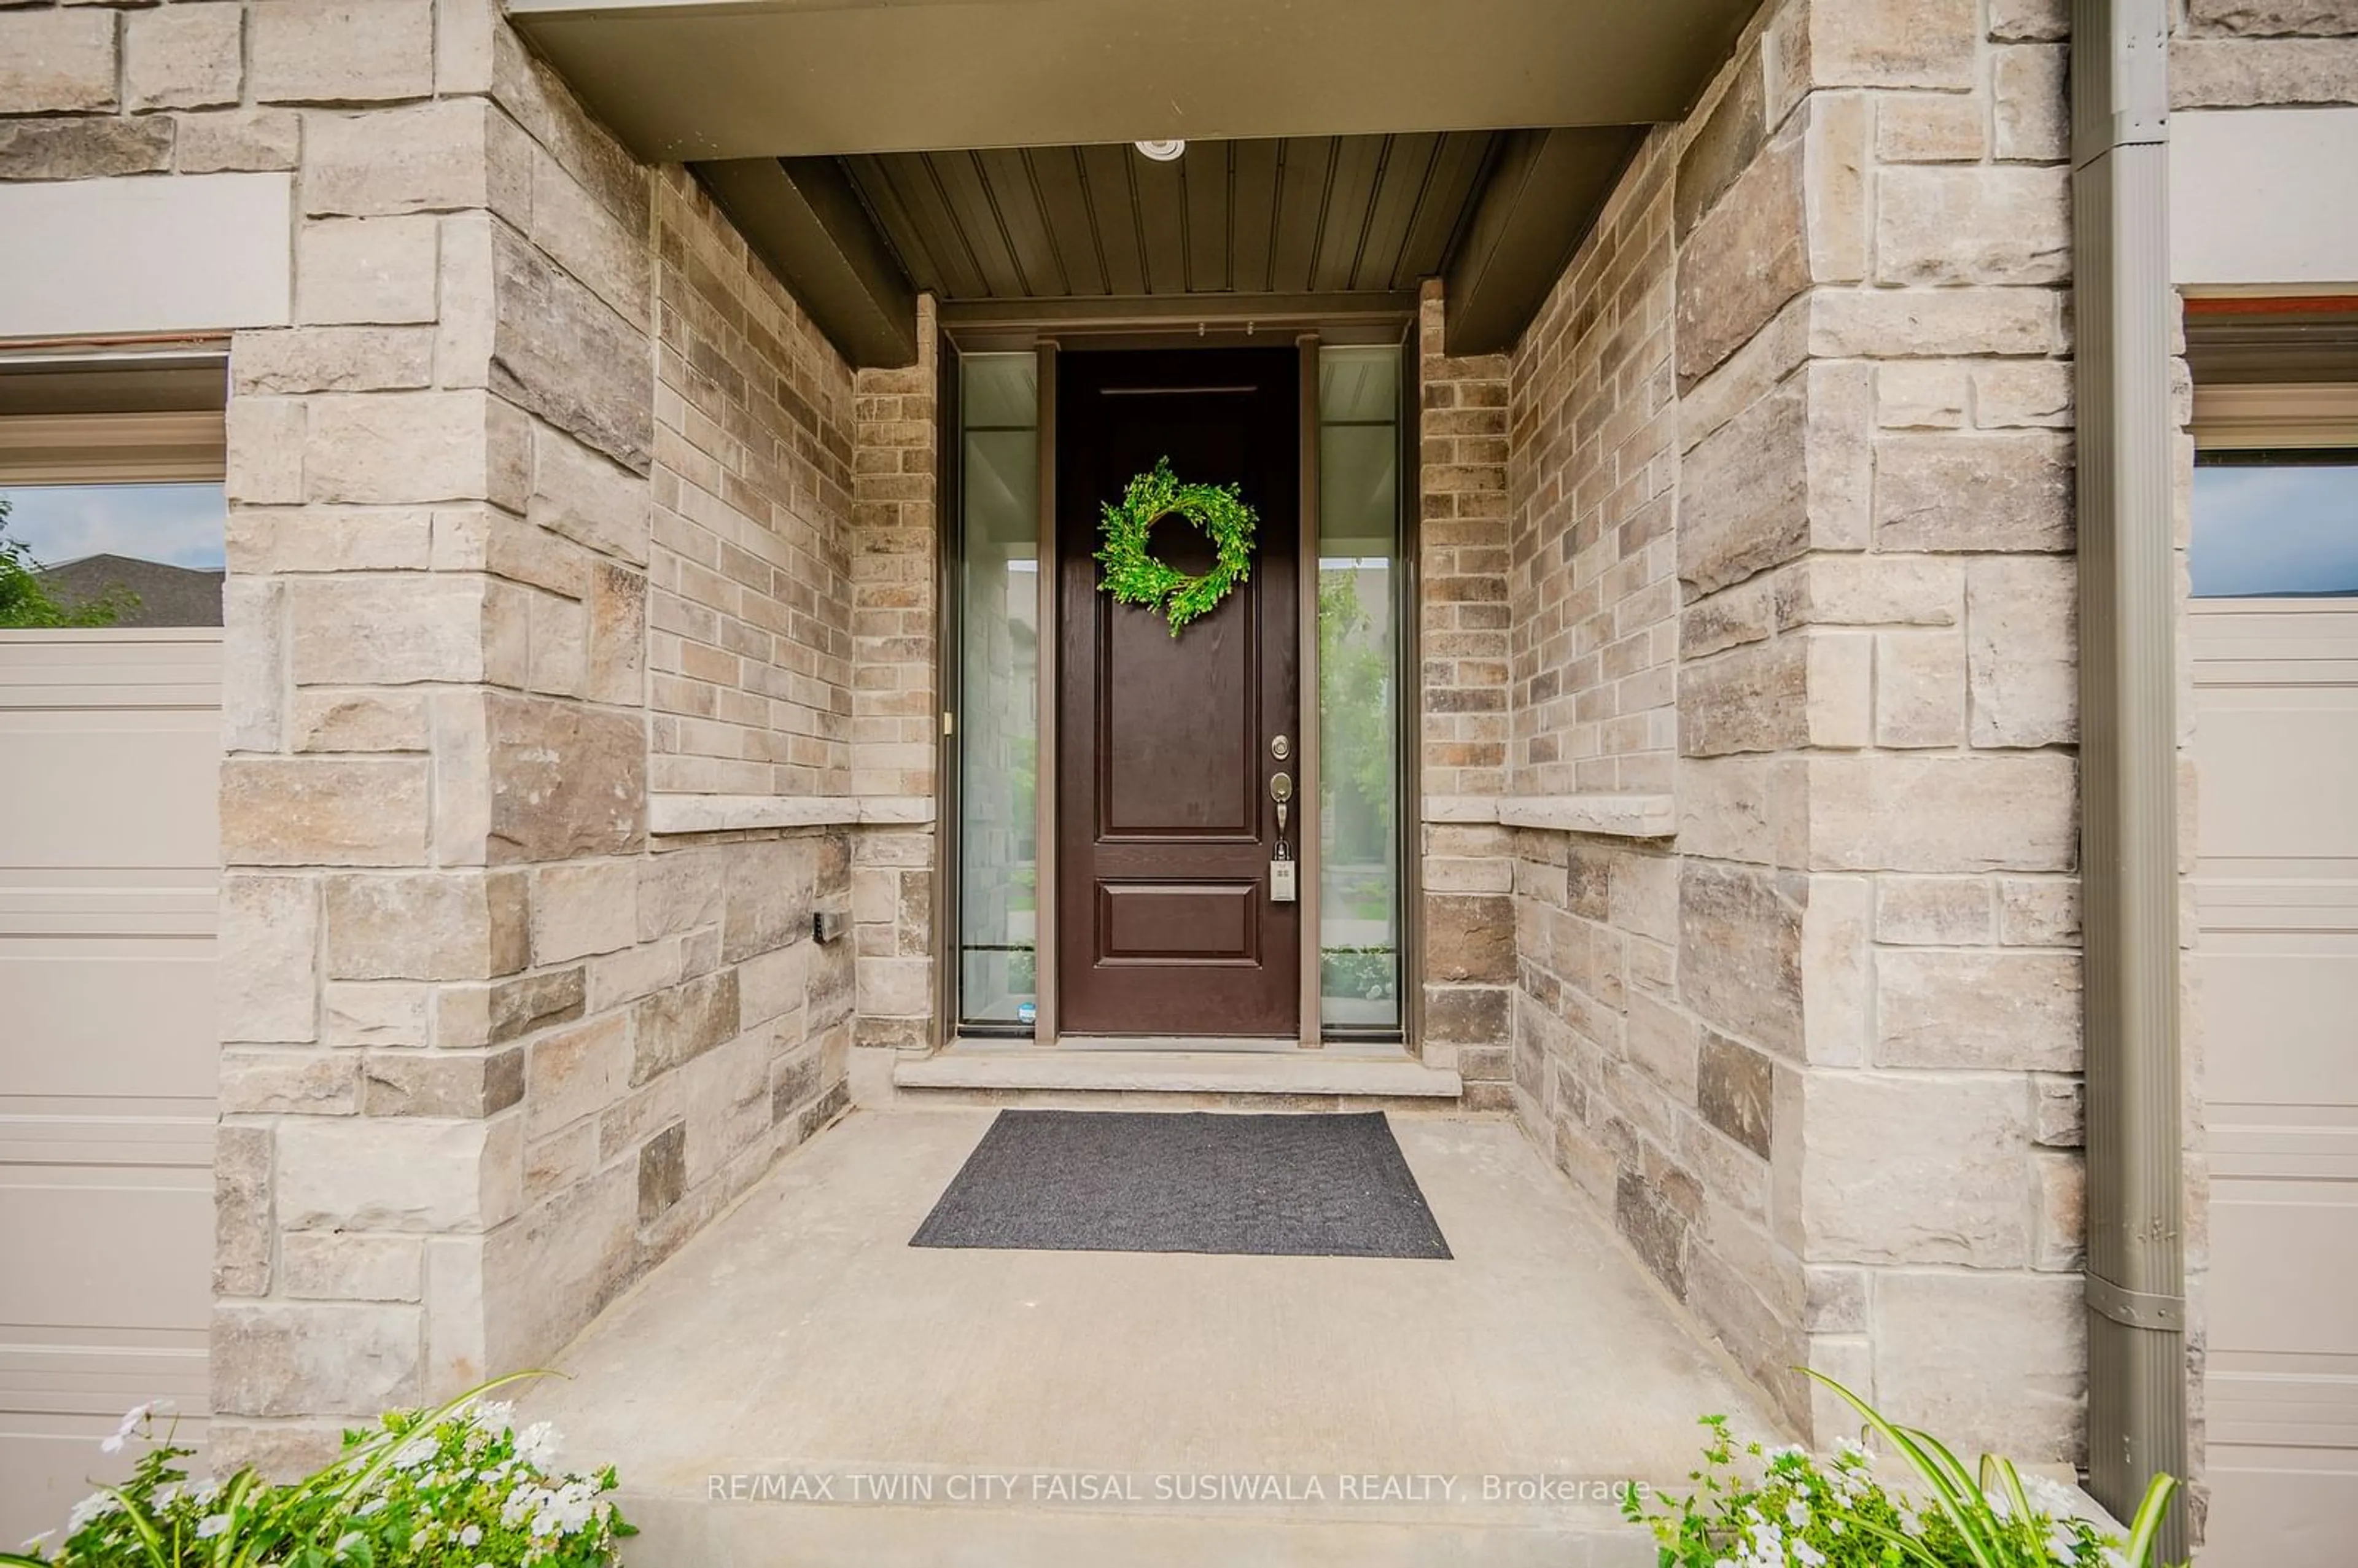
[647,793,936,836]
[893,1044,1461,1098]
[1422,793,1675,839]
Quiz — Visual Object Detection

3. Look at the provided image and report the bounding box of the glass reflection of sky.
[2191,458,2358,598]
[0,483,228,570]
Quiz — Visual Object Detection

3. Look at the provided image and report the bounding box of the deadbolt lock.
[1270,734,1291,761]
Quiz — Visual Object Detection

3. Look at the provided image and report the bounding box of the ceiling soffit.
[508,0,1762,163]
[696,125,1644,364]
[572,1,1762,363]
[841,133,1500,303]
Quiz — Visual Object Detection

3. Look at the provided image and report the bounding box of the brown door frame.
[940,310,1412,1050]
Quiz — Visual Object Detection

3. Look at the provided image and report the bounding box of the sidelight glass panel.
[1317,346,1403,1036]
[957,354,1041,1028]
[2192,449,2358,597]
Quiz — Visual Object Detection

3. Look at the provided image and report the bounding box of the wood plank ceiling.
[839,133,1499,302]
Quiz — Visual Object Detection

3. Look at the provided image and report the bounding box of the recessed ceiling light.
[1134,139,1186,162]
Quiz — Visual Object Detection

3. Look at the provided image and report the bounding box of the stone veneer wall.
[2172,0,2358,107]
[1503,0,2092,1457]
[1414,284,1516,1096]
[0,0,924,1465]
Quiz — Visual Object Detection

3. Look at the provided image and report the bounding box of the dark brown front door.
[1056,347,1300,1038]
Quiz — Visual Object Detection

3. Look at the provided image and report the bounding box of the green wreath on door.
[1093,457,1258,635]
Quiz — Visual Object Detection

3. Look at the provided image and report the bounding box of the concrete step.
[884,1044,1465,1110]
[615,1492,1654,1566]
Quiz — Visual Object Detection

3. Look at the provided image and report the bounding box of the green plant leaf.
[2123,1471,2181,1567]
[1094,457,1258,635]
[1802,1370,2006,1568]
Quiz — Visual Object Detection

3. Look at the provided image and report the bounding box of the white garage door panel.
[2194,708,2358,861]
[2209,1186,2358,1354]
[0,630,220,1548]
[2206,1367,2358,1451]
[1,947,219,1099]
[0,1178,216,1330]
[2193,945,2358,1105]
[2192,601,2358,1568]
[2201,1454,2358,1568]
[0,723,222,871]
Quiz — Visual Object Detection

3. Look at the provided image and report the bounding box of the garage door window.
[2192,449,2358,599]
[2192,382,2358,600]
[1,409,226,629]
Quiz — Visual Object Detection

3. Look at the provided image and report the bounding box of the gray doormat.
[909,1110,1452,1259]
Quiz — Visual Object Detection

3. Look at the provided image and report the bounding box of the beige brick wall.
[1417,282,1512,802]
[849,316,942,1055]
[1508,138,1679,800]
[852,315,940,800]
[648,169,857,798]
[1415,284,1516,1090]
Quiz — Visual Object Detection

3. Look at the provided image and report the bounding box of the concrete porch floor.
[521,1109,1787,1566]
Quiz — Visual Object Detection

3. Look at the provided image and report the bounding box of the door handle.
[1268,771,1298,902]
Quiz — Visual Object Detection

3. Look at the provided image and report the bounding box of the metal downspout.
[2071,0,2186,1555]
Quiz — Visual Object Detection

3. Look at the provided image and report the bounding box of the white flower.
[356,1496,389,1518]
[196,1515,230,1540]
[1784,1499,1809,1528]
[460,1524,484,1548]
[1794,1545,1827,1568]
[528,1475,600,1538]
[332,1530,364,1559]
[391,1435,438,1472]
[20,1533,52,1552]
[100,1407,144,1454]
[514,1421,561,1470]
[472,1400,516,1434]
[66,1493,119,1532]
